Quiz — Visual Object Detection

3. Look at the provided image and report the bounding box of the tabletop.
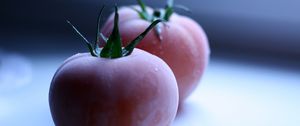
[1,55,299,126]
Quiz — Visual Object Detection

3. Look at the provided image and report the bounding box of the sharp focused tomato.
[49,6,179,126]
[101,2,210,103]
[49,49,178,126]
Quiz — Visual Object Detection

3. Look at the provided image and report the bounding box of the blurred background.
[2,0,300,60]
[1,0,300,126]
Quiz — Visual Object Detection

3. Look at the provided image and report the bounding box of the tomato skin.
[49,49,178,126]
[102,6,210,103]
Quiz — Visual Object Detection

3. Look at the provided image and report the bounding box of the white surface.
[0,56,299,126]
[174,59,300,126]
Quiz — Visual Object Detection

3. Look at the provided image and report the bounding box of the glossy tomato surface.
[49,49,178,126]
[102,6,210,102]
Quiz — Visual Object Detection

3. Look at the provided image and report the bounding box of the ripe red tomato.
[49,49,178,126]
[49,6,179,126]
[102,5,210,103]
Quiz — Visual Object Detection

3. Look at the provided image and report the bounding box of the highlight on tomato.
[49,6,179,126]
[101,0,210,103]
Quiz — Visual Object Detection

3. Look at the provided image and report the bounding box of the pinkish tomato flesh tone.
[49,49,179,126]
[102,6,210,103]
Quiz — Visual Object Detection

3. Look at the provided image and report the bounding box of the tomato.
[49,6,178,126]
[101,2,210,103]
[49,49,178,126]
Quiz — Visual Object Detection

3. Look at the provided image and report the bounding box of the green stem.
[123,19,163,56]
[134,0,177,40]
[164,0,174,21]
[66,20,97,57]
[137,0,147,12]
[95,5,105,49]
[100,6,122,58]
[67,5,161,59]
[135,0,151,20]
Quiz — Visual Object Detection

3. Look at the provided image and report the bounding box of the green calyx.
[133,0,174,40]
[134,0,189,40]
[135,0,174,21]
[135,0,190,21]
[67,5,162,59]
